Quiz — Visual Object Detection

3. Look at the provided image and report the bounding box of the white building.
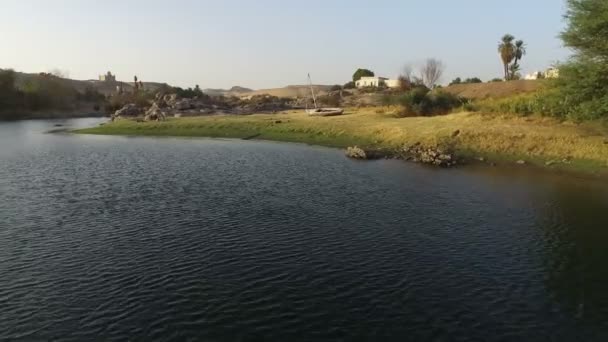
[385,79,400,88]
[524,67,560,80]
[355,76,400,89]
[545,67,559,78]
[524,72,543,80]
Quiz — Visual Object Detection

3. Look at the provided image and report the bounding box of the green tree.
[508,63,522,80]
[464,77,483,83]
[551,0,608,119]
[352,68,374,82]
[513,40,526,65]
[449,77,462,85]
[0,69,19,111]
[498,34,516,80]
[511,40,527,79]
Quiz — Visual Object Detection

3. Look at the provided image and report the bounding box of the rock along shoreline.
[345,143,459,168]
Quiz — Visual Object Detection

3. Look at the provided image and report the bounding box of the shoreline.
[73,108,608,177]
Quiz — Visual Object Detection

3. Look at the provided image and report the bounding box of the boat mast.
[308,73,318,109]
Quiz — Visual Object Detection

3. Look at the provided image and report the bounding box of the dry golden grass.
[77,107,608,172]
[444,80,544,99]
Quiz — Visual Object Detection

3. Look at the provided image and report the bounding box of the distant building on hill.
[524,67,559,80]
[355,76,400,89]
[99,71,116,82]
[545,67,559,78]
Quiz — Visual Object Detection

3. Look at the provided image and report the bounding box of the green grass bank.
[75,107,608,175]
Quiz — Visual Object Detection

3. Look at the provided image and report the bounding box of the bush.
[450,77,482,85]
[329,85,342,91]
[0,69,19,110]
[449,77,462,85]
[77,87,105,102]
[489,78,504,83]
[318,93,341,107]
[172,85,208,99]
[343,81,356,89]
[107,92,153,112]
[542,0,608,120]
[20,76,79,110]
[382,87,464,117]
[464,77,482,84]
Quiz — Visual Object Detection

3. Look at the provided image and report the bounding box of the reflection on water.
[1,118,608,341]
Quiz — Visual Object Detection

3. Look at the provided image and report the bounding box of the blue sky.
[1,0,569,89]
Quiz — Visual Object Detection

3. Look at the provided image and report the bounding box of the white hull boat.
[305,73,343,117]
[306,108,344,116]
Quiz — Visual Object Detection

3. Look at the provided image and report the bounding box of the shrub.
[107,92,153,112]
[383,87,464,117]
[329,85,342,91]
[77,87,105,102]
[343,81,356,89]
[489,78,504,83]
[0,69,19,110]
[20,76,79,110]
[541,0,608,120]
[449,77,462,85]
[463,77,483,84]
[318,93,341,107]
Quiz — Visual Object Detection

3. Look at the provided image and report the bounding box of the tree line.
[0,69,105,119]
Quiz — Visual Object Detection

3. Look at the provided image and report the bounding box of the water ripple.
[1,119,608,341]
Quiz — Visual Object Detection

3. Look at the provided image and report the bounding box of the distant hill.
[203,84,330,98]
[234,85,331,98]
[13,71,168,96]
[443,80,544,99]
[229,86,253,93]
[11,70,331,100]
[203,88,229,96]
[203,85,253,96]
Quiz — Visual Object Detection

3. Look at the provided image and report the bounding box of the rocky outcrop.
[144,102,167,121]
[403,143,457,167]
[174,99,194,110]
[112,103,141,119]
[345,146,368,159]
[344,147,392,160]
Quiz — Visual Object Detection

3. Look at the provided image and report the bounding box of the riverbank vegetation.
[76,108,608,173]
[0,69,105,120]
[475,0,608,121]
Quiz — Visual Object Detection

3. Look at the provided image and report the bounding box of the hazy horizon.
[2,0,569,89]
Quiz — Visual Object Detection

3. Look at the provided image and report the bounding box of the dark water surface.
[2,118,608,341]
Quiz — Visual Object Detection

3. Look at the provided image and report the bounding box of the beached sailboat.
[305,74,344,116]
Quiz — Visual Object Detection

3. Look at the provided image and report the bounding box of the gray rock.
[345,146,367,159]
[174,99,193,110]
[114,103,141,117]
[144,102,166,121]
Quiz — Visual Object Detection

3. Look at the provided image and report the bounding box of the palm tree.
[508,63,521,80]
[511,40,526,79]
[498,34,516,80]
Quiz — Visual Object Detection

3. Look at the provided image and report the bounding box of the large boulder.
[403,144,457,167]
[163,94,179,107]
[144,102,167,121]
[174,98,194,110]
[113,103,141,117]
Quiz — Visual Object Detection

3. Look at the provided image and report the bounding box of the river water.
[1,118,608,341]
